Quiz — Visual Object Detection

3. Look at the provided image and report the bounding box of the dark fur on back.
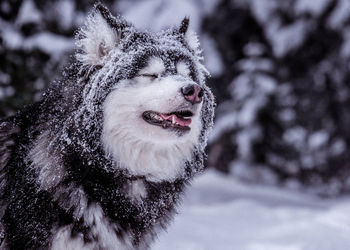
[0,3,215,250]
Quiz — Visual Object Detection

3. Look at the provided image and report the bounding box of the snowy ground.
[153,170,350,250]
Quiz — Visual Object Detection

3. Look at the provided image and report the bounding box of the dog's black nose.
[181,84,203,104]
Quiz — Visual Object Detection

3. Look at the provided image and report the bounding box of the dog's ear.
[76,3,130,65]
[178,17,201,58]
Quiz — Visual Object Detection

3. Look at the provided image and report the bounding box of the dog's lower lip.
[142,111,192,131]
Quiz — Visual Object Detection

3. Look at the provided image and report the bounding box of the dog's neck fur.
[102,131,195,182]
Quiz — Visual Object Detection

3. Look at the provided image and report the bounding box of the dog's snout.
[181,84,203,104]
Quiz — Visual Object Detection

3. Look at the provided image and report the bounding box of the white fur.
[83,203,133,249]
[53,185,88,219]
[28,130,66,190]
[185,30,201,57]
[51,203,133,250]
[126,179,147,201]
[176,61,191,76]
[102,58,202,182]
[138,57,165,76]
[76,11,120,65]
[51,226,88,250]
[29,132,90,219]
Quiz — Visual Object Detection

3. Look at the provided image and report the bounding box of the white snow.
[295,0,330,17]
[16,0,42,25]
[250,0,277,24]
[237,58,274,73]
[266,20,309,58]
[24,32,74,57]
[208,112,237,143]
[117,0,198,31]
[153,170,350,250]
[330,139,346,155]
[308,131,329,149]
[283,126,307,147]
[243,43,265,57]
[1,25,23,49]
[341,29,350,57]
[55,0,75,30]
[1,22,73,57]
[279,109,296,122]
[328,0,350,29]
[116,0,216,32]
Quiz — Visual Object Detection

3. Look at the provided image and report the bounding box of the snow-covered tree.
[207,0,350,195]
[0,0,119,117]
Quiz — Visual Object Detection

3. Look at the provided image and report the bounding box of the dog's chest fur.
[50,203,134,250]
[28,133,184,249]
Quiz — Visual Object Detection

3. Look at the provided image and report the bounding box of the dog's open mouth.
[142,110,193,130]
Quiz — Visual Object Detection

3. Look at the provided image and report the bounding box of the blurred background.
[1,0,350,249]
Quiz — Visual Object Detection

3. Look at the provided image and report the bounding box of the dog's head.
[69,4,214,181]
[103,56,203,142]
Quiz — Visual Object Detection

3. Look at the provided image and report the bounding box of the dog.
[0,3,215,250]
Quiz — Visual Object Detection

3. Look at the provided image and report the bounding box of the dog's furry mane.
[0,3,215,250]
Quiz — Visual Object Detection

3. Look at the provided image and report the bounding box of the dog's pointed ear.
[179,17,189,35]
[76,3,130,65]
[178,17,201,57]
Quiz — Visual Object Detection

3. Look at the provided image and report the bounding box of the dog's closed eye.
[139,74,158,79]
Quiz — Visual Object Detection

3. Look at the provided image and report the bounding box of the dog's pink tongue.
[160,114,192,127]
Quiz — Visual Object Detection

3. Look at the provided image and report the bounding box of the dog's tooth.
[150,113,162,121]
[172,116,175,124]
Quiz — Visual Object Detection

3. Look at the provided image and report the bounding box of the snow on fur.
[59,4,215,180]
[0,3,215,250]
[76,10,120,65]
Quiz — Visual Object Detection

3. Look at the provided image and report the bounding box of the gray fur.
[0,3,215,250]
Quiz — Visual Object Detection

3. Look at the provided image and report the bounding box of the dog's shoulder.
[0,119,20,172]
[0,101,45,170]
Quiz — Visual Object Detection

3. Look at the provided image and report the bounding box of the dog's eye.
[139,74,158,79]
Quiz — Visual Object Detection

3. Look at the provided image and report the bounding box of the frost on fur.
[178,18,202,59]
[75,6,121,65]
[0,4,215,249]
[186,30,202,57]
